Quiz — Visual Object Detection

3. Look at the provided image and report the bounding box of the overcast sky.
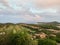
[0,0,60,23]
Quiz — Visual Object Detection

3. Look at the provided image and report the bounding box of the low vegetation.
[0,22,60,45]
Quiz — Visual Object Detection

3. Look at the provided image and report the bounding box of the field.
[0,22,60,45]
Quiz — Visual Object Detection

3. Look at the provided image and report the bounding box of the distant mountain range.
[0,21,60,25]
[37,21,60,25]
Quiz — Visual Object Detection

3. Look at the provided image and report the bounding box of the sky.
[0,0,60,23]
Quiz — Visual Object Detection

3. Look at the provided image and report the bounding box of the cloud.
[34,0,60,8]
[0,14,42,23]
[0,0,60,23]
[8,15,41,22]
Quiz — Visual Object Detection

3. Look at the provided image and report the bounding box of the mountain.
[37,21,60,25]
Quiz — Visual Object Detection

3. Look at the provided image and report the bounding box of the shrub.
[38,39,57,45]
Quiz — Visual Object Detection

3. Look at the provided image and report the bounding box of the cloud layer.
[0,0,60,23]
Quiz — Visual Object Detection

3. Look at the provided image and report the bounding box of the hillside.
[0,23,60,45]
[37,21,60,25]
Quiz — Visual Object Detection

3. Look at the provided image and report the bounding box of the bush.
[8,30,34,45]
[48,35,56,41]
[0,29,38,45]
[38,39,57,45]
[56,33,60,43]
